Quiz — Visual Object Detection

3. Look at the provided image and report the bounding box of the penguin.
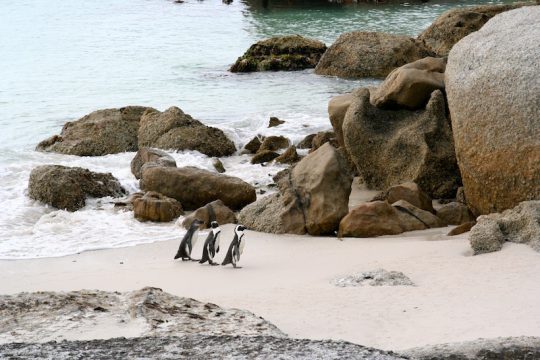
[199,221,221,266]
[222,225,246,268]
[174,219,203,261]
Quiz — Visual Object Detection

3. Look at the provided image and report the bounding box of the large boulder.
[315,32,433,79]
[138,107,236,157]
[28,165,126,211]
[469,201,540,255]
[446,7,540,216]
[36,106,151,156]
[238,193,302,234]
[140,166,256,210]
[370,57,446,110]
[417,3,527,57]
[131,148,177,180]
[286,143,352,235]
[342,88,460,198]
[182,199,237,230]
[240,143,352,235]
[132,191,183,222]
[230,35,327,73]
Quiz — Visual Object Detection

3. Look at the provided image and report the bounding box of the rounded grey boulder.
[446,7,540,216]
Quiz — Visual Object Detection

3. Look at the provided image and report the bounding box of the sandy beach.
[2,224,539,351]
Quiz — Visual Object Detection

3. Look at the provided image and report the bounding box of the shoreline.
[2,225,539,351]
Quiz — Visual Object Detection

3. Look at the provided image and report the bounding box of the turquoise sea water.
[0,0,511,258]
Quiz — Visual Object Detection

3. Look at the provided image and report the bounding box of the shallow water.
[0,0,511,258]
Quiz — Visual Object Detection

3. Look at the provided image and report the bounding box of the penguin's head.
[192,219,204,228]
[210,221,219,229]
[235,225,246,233]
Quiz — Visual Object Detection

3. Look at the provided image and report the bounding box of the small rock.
[333,269,414,287]
[274,146,300,164]
[230,35,327,73]
[386,182,434,213]
[258,136,290,152]
[212,158,226,173]
[436,202,473,225]
[132,191,183,222]
[131,148,177,180]
[456,186,466,204]
[297,134,316,149]
[339,201,404,237]
[181,199,237,230]
[310,131,338,152]
[243,136,264,154]
[447,221,476,236]
[392,200,443,228]
[251,150,279,164]
[268,117,285,128]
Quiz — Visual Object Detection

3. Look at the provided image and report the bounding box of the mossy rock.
[230,35,327,72]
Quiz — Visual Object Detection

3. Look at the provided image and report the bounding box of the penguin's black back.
[174,224,198,259]
[221,233,238,266]
[199,231,214,264]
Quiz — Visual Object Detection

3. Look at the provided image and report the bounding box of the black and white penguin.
[199,221,221,265]
[221,225,246,268]
[174,219,203,261]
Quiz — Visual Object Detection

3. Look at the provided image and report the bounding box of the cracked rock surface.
[0,335,407,360]
[0,287,284,344]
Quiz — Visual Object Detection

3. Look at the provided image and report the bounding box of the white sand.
[1,224,539,351]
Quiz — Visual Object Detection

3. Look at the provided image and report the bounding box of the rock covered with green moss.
[230,35,327,72]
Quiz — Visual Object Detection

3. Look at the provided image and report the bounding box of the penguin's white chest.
[191,229,199,248]
[239,237,245,255]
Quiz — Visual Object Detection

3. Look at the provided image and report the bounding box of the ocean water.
[0,0,511,259]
